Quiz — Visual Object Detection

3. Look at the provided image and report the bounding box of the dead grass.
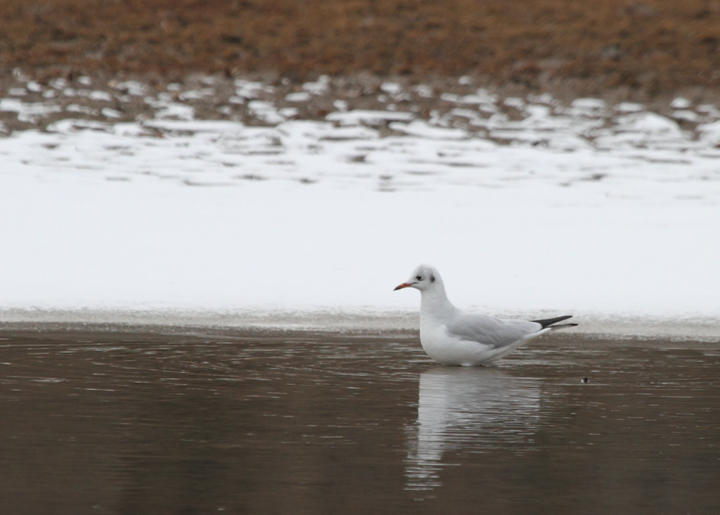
[1,0,719,95]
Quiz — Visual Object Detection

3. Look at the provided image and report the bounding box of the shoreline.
[1,308,718,340]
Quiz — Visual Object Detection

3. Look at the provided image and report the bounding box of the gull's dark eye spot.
[430,274,435,283]
[416,275,422,281]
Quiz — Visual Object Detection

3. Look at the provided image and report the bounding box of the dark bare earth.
[2,0,720,98]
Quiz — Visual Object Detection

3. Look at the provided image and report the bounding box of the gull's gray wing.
[445,313,542,349]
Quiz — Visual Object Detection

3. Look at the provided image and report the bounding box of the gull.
[394,264,577,366]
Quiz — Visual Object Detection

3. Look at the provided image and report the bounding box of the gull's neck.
[420,280,459,322]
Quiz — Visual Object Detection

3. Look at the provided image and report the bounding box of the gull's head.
[394,264,440,292]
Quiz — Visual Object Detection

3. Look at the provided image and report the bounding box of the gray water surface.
[1,329,719,514]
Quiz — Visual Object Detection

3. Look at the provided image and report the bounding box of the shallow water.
[1,328,719,515]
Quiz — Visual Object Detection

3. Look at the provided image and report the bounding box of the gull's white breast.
[420,319,495,366]
[419,317,542,366]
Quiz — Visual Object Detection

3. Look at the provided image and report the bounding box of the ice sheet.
[1,78,719,334]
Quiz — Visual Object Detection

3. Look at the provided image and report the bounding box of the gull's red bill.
[394,283,412,291]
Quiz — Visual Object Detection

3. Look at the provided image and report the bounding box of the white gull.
[395,264,577,366]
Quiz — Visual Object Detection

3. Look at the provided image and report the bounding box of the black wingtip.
[531,315,574,329]
[549,323,578,329]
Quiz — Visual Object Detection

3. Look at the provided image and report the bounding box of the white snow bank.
[1,89,720,335]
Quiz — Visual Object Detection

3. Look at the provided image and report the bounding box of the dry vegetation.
[1,0,719,95]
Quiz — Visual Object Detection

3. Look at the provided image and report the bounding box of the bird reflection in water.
[405,367,541,492]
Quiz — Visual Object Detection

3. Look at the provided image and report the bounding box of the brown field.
[1,0,719,96]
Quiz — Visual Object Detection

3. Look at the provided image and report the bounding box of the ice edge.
[0,308,718,340]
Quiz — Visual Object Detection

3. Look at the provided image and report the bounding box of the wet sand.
[1,327,719,514]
